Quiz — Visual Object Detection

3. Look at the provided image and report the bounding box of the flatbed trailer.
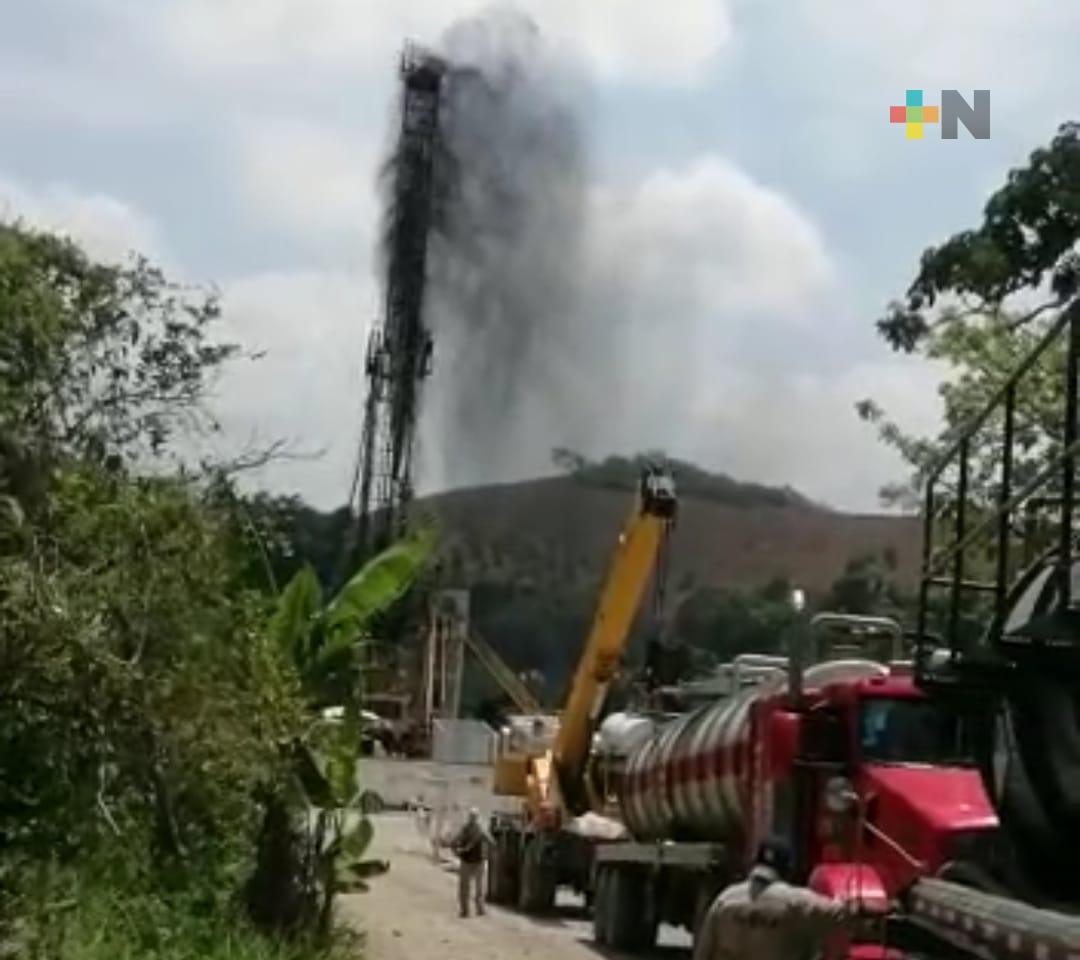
[593,839,731,950]
[593,840,1080,959]
[487,808,597,911]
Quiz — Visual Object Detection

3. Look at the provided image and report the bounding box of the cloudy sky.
[3,0,1077,512]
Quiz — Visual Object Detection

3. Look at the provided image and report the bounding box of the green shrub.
[8,854,356,960]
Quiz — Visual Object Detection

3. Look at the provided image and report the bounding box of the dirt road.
[341,812,692,960]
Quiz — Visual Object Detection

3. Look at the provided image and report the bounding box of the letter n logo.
[941,90,990,139]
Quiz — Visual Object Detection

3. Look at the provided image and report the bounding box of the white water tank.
[594,711,656,758]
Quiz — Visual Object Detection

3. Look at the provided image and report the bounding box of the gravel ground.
[340,812,692,960]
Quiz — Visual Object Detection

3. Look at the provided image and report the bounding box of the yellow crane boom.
[551,466,677,813]
[486,466,678,915]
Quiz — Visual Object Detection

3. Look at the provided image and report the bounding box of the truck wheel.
[488,832,519,904]
[692,884,715,943]
[487,839,504,903]
[592,866,612,946]
[503,832,522,905]
[607,867,656,953]
[518,838,556,914]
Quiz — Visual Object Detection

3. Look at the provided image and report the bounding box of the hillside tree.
[859,122,1080,510]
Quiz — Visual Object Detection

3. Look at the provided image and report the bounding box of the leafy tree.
[677,570,697,593]
[877,123,1080,355]
[674,582,799,665]
[551,446,588,474]
[861,123,1080,510]
[0,222,334,956]
[0,224,270,864]
[0,223,234,474]
[558,450,813,508]
[822,551,909,618]
[466,579,594,705]
[0,221,442,960]
[0,468,299,867]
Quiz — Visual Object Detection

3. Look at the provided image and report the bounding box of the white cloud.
[759,0,1080,191]
[235,119,381,244]
[590,156,832,321]
[583,155,836,466]
[682,357,946,511]
[557,157,942,513]
[0,177,373,508]
[0,175,167,265]
[789,0,1080,109]
[209,269,377,508]
[0,58,152,128]
[163,0,730,87]
[781,0,1080,131]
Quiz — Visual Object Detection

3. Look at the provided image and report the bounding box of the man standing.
[694,839,853,960]
[451,807,491,918]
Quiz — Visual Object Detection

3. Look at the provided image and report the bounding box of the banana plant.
[270,530,435,704]
[248,530,435,936]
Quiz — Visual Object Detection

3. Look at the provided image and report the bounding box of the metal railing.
[917,301,1080,667]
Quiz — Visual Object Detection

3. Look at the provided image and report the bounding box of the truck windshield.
[859,697,971,765]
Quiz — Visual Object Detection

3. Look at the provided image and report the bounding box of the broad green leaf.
[303,719,359,808]
[292,741,333,808]
[0,496,25,530]
[342,858,389,879]
[334,871,370,893]
[325,750,357,808]
[309,636,357,679]
[324,533,433,638]
[342,817,374,860]
[269,564,323,668]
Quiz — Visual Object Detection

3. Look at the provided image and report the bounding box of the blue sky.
[2,0,1077,511]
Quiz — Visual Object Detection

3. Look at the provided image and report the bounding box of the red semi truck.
[593,307,1080,958]
[589,612,999,956]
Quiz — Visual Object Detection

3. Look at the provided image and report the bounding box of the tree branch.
[1006,297,1065,331]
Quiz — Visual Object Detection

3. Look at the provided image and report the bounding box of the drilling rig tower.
[344,44,447,572]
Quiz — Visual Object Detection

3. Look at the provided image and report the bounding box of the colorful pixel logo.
[890,89,990,140]
[891,90,938,139]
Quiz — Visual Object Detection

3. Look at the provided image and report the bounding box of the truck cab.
[778,670,998,907]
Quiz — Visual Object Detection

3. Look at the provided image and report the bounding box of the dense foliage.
[0,222,427,959]
[674,578,797,664]
[552,448,816,509]
[863,122,1080,510]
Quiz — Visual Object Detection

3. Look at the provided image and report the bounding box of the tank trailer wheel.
[486,840,503,903]
[517,837,557,914]
[487,831,519,904]
[605,866,655,953]
[593,864,655,952]
[592,865,612,945]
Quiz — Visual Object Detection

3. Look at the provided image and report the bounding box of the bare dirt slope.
[425,476,919,595]
[341,812,690,960]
